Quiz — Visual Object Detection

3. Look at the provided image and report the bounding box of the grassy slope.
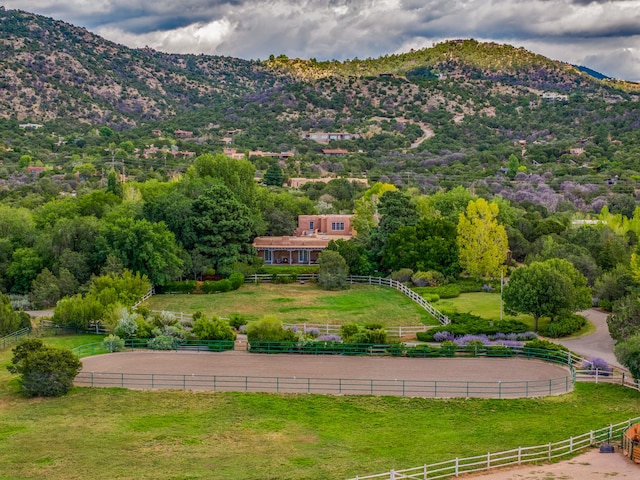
[142,284,438,326]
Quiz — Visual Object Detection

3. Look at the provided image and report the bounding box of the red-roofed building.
[253,214,355,265]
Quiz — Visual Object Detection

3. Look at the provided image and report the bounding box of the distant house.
[223,148,246,160]
[542,92,568,102]
[322,148,349,156]
[252,214,355,265]
[151,129,162,136]
[301,132,360,143]
[570,148,585,156]
[19,123,44,129]
[27,166,46,175]
[173,129,193,138]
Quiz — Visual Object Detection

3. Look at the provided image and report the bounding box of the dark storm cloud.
[6,0,640,80]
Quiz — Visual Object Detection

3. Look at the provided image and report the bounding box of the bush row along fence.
[346,416,640,480]
[243,274,451,325]
[72,339,235,358]
[282,323,429,338]
[0,326,31,350]
[74,371,573,399]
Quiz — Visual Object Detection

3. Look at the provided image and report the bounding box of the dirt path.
[463,447,638,480]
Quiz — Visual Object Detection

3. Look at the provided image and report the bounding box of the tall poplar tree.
[457,198,508,279]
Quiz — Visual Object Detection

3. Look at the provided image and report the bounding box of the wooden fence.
[347,416,640,480]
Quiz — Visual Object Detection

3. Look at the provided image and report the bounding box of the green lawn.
[435,292,552,331]
[0,339,638,480]
[142,283,438,326]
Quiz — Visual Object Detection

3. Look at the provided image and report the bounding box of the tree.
[352,182,397,239]
[383,218,460,276]
[607,295,640,341]
[0,293,26,336]
[29,268,61,309]
[263,163,284,186]
[188,184,255,273]
[95,217,184,285]
[615,335,640,379]
[7,338,82,397]
[318,250,349,290]
[6,247,43,294]
[457,198,508,279]
[106,169,123,198]
[326,239,373,275]
[503,260,590,331]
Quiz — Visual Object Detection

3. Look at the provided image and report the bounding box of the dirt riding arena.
[78,350,572,398]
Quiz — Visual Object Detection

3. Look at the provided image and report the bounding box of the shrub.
[246,315,297,342]
[305,327,320,338]
[228,313,248,330]
[272,274,295,284]
[7,339,82,397]
[317,334,342,342]
[228,272,245,290]
[135,317,153,338]
[103,334,125,352]
[485,345,514,357]
[113,309,139,339]
[540,314,586,338]
[422,293,440,303]
[418,313,529,341]
[524,338,569,353]
[348,328,388,344]
[147,335,180,350]
[156,281,197,294]
[201,279,233,293]
[390,268,413,283]
[414,284,461,299]
[581,357,611,375]
[406,345,441,357]
[411,270,445,287]
[192,316,236,341]
[340,324,359,340]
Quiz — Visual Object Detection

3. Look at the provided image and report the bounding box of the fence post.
[569,436,573,452]
[517,446,521,465]
[590,430,594,445]
[487,452,491,468]
[390,469,395,480]
[455,458,459,477]
[548,443,552,460]
[595,369,599,384]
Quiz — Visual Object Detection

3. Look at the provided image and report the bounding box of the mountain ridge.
[2,7,638,129]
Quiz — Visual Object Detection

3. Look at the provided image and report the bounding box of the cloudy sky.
[7,0,640,81]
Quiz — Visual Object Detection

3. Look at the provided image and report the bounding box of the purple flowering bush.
[317,334,342,342]
[581,357,612,376]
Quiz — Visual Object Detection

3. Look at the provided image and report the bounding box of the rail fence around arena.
[346,416,640,480]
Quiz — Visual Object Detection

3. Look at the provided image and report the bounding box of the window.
[264,249,273,263]
[309,221,314,230]
[298,250,309,264]
[331,222,345,231]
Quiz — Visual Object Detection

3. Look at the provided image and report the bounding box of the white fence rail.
[347,416,640,480]
[132,287,155,310]
[575,369,640,392]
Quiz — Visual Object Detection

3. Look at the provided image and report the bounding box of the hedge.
[416,313,529,341]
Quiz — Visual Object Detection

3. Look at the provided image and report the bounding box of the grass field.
[142,283,439,326]
[1,338,639,479]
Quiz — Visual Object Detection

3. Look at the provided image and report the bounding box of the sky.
[6,0,640,82]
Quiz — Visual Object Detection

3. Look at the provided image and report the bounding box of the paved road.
[556,309,622,369]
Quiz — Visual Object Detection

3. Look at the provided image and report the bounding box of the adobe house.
[253,214,355,265]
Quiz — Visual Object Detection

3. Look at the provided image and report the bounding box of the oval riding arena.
[77,349,573,398]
